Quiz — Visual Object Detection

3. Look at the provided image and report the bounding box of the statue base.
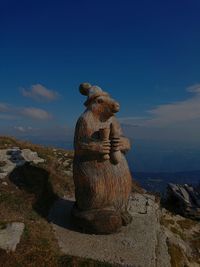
[71,204,123,234]
[49,194,170,266]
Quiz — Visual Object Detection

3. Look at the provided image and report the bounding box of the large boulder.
[166,183,200,220]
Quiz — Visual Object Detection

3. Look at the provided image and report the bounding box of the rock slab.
[0,222,25,252]
[49,194,171,267]
[0,148,44,180]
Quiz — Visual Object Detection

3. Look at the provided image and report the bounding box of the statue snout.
[112,102,120,113]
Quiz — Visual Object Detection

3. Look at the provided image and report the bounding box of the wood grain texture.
[72,84,133,234]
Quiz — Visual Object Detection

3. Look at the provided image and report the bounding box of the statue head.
[79,83,120,119]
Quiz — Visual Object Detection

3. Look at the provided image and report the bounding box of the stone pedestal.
[49,193,171,267]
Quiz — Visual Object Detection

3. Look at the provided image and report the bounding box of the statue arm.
[74,118,110,156]
[119,136,131,153]
[77,138,110,156]
[111,117,131,153]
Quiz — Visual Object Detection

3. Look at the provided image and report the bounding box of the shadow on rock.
[9,163,58,218]
[48,198,78,231]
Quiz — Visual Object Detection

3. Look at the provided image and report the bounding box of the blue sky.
[1,0,200,147]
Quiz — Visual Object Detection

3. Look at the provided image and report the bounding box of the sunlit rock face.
[0,147,45,180]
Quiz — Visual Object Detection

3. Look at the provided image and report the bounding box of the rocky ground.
[160,209,200,267]
[0,136,200,267]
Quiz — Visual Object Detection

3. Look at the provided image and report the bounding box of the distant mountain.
[133,170,200,194]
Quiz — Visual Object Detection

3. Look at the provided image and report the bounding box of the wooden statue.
[72,83,133,234]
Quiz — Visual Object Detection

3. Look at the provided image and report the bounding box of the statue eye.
[97,98,103,104]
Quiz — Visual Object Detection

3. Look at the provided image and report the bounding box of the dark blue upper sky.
[0,0,200,145]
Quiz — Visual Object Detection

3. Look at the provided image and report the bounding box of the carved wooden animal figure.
[72,83,133,234]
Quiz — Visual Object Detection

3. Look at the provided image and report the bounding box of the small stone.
[64,170,73,177]
[2,182,8,186]
[63,160,70,167]
[0,173,7,179]
[22,149,45,164]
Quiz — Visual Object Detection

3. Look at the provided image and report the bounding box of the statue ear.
[79,83,92,96]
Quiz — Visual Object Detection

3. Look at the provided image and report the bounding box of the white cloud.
[143,84,200,126]
[21,107,52,120]
[0,114,18,120]
[187,84,200,93]
[0,103,9,112]
[121,84,200,128]
[21,84,59,102]
[14,126,26,132]
[119,116,146,127]
[0,102,52,121]
[14,126,34,133]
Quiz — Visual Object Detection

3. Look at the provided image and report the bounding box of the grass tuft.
[177,219,198,230]
[167,241,185,267]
